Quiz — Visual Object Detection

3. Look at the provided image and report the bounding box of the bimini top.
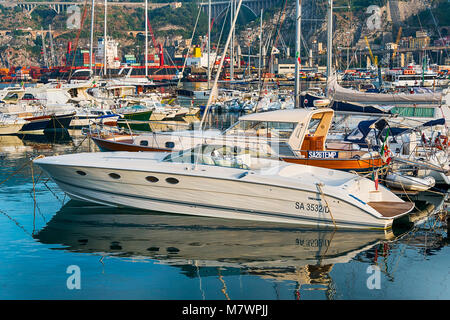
[239,108,334,123]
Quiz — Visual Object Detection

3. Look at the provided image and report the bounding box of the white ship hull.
[35,152,414,230]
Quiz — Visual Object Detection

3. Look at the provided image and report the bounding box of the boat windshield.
[224,120,296,139]
[162,145,251,170]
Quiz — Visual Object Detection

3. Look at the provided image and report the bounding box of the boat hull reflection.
[36,201,405,269]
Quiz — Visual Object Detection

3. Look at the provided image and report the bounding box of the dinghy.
[385,173,435,192]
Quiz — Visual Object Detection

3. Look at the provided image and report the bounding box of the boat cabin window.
[306,113,328,136]
[165,141,175,149]
[307,118,321,135]
[22,94,35,100]
[4,93,18,100]
[162,145,251,170]
[224,120,295,139]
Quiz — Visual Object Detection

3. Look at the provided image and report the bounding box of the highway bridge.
[2,1,176,14]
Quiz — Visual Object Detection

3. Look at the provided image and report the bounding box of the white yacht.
[70,108,120,128]
[34,145,414,230]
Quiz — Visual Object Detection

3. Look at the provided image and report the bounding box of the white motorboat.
[34,144,414,230]
[0,86,25,101]
[70,108,120,128]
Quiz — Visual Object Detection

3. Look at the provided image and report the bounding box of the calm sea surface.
[0,123,448,300]
[0,83,449,299]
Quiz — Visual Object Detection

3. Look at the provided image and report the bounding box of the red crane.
[146,14,164,66]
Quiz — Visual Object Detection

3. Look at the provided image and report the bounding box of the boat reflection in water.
[0,130,74,160]
[0,135,33,159]
[35,201,414,291]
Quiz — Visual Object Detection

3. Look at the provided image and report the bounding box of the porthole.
[140,140,149,146]
[109,173,121,180]
[166,177,179,184]
[76,170,86,176]
[165,141,175,149]
[146,176,159,183]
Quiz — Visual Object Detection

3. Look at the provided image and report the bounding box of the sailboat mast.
[104,0,107,76]
[208,0,211,89]
[230,0,234,81]
[49,24,56,67]
[258,9,263,92]
[326,0,333,81]
[41,28,48,68]
[200,0,244,128]
[89,0,95,72]
[294,0,301,108]
[145,0,148,77]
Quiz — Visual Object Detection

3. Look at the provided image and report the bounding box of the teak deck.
[367,201,415,217]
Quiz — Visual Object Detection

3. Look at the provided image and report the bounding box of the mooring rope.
[316,183,337,229]
[0,155,45,187]
[0,208,33,237]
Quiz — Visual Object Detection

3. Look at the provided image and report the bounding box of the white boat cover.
[327,75,443,104]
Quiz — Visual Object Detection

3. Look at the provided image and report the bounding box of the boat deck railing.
[84,118,193,141]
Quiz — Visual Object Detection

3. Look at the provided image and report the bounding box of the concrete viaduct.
[2,1,176,14]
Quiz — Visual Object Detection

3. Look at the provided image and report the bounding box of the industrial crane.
[364,36,383,88]
[364,36,377,67]
[146,14,164,66]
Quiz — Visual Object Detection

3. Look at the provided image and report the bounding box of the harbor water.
[0,119,448,300]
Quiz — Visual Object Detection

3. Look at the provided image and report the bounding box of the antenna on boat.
[199,0,244,130]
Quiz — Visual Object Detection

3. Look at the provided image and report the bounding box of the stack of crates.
[123,54,139,66]
[66,49,93,67]
[139,54,160,66]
